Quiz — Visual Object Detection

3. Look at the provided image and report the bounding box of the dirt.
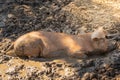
[0,0,120,80]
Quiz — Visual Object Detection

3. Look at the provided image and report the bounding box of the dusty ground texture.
[0,0,120,80]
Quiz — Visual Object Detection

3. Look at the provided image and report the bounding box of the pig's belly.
[42,45,68,58]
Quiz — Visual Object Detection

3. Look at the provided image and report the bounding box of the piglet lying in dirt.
[6,27,117,59]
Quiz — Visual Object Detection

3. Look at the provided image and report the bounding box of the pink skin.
[7,27,109,59]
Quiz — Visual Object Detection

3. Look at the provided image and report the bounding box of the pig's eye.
[105,35,108,39]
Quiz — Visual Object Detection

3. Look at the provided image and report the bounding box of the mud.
[0,0,120,80]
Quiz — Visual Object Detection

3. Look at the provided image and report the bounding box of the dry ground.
[0,0,120,80]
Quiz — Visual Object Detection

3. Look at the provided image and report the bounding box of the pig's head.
[91,27,117,53]
[91,27,109,52]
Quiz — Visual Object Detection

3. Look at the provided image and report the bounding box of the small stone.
[7,14,14,18]
[6,67,17,75]
[81,72,97,80]
[6,64,24,75]
[64,67,74,77]
[46,68,52,75]
[81,72,90,80]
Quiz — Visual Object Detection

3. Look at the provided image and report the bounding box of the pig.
[6,27,116,59]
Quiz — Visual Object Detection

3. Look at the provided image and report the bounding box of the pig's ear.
[91,27,105,41]
[96,27,104,32]
[91,33,99,41]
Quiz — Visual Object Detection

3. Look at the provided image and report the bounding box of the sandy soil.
[0,0,120,80]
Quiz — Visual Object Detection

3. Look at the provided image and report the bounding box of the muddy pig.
[6,27,116,59]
